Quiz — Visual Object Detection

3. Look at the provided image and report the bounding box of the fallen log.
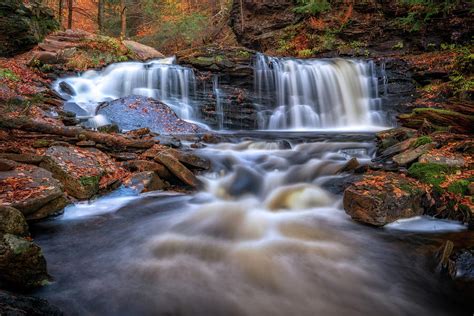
[0,117,155,150]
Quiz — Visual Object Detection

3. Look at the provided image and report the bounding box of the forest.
[0,0,473,315]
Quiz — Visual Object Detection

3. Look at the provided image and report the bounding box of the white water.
[54,57,196,121]
[254,54,387,130]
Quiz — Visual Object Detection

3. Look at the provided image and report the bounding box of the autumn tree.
[120,0,126,38]
[67,0,73,29]
[98,0,104,33]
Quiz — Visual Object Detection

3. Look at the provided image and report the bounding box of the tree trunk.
[67,0,73,29]
[98,0,103,33]
[240,0,244,32]
[120,0,127,38]
[58,0,63,29]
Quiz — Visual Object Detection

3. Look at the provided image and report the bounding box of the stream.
[33,56,471,315]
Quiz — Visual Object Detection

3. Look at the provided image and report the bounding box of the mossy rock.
[399,108,474,134]
[408,162,456,188]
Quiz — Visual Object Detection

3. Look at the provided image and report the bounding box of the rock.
[419,153,466,168]
[156,135,182,148]
[0,206,29,236]
[448,247,474,283]
[123,40,165,60]
[0,159,17,171]
[32,51,60,65]
[122,160,171,179]
[0,291,63,316]
[39,146,110,199]
[110,152,138,161]
[399,108,474,135]
[0,0,58,57]
[32,139,52,148]
[63,102,89,116]
[125,128,152,138]
[0,153,43,165]
[154,153,200,187]
[124,171,167,193]
[162,149,211,170]
[0,234,49,290]
[0,164,66,220]
[76,140,96,147]
[392,143,436,166]
[29,196,69,221]
[226,165,262,197]
[97,124,120,134]
[374,138,414,162]
[96,96,206,134]
[376,127,417,153]
[337,157,360,173]
[343,172,424,226]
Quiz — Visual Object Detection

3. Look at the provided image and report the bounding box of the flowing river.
[34,56,472,315]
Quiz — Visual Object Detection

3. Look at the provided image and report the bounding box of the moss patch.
[447,180,470,196]
[408,162,455,187]
[80,175,100,188]
[412,136,432,148]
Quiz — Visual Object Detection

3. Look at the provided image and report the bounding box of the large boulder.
[154,153,200,187]
[0,291,62,316]
[123,40,165,60]
[0,234,49,290]
[0,206,29,237]
[0,164,67,220]
[0,0,58,57]
[343,172,425,226]
[40,146,125,200]
[96,96,206,134]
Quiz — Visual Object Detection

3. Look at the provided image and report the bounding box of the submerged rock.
[125,171,168,193]
[0,291,63,316]
[0,164,66,220]
[0,234,49,290]
[343,172,425,226]
[97,96,205,134]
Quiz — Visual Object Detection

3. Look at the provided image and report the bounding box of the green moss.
[392,41,404,50]
[294,0,330,15]
[80,175,100,188]
[400,183,422,195]
[412,136,432,148]
[236,50,251,58]
[0,68,19,81]
[448,180,470,195]
[408,162,455,187]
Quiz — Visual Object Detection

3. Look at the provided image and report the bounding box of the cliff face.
[0,0,58,57]
[229,0,473,57]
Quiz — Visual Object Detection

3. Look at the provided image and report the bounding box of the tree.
[98,0,104,33]
[120,0,127,38]
[67,0,73,29]
[58,0,63,29]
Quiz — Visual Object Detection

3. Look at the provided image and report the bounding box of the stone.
[123,40,165,60]
[96,96,205,134]
[162,149,211,170]
[376,127,417,153]
[378,138,414,160]
[337,157,360,174]
[0,0,58,57]
[124,171,168,193]
[39,146,104,199]
[154,153,200,187]
[0,164,66,220]
[0,291,63,316]
[0,206,29,236]
[32,51,60,65]
[0,234,49,290]
[122,160,171,179]
[0,159,17,171]
[419,152,466,168]
[343,172,424,226]
[110,152,138,161]
[76,140,96,147]
[125,128,152,138]
[29,196,68,221]
[97,124,120,134]
[392,143,436,166]
[0,153,43,165]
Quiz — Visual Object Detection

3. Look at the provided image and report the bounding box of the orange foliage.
[308,17,325,31]
[291,34,310,51]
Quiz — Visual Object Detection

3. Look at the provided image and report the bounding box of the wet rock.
[449,248,474,283]
[123,40,165,60]
[0,153,43,165]
[162,149,211,170]
[29,196,69,221]
[376,127,417,153]
[0,206,29,236]
[125,128,152,138]
[122,160,171,179]
[156,135,182,148]
[0,159,17,171]
[375,138,414,162]
[392,143,435,166]
[97,96,205,134]
[154,153,200,187]
[39,146,105,199]
[61,116,79,126]
[34,51,61,65]
[226,165,262,197]
[0,234,49,290]
[125,171,168,193]
[343,172,424,226]
[419,153,466,168]
[63,102,89,116]
[0,291,63,316]
[0,164,66,220]
[337,157,360,174]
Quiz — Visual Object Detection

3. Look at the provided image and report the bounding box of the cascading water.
[54,57,197,124]
[213,75,224,130]
[254,53,387,130]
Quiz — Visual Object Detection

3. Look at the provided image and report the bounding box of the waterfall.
[54,57,197,121]
[213,75,224,130]
[254,53,387,130]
